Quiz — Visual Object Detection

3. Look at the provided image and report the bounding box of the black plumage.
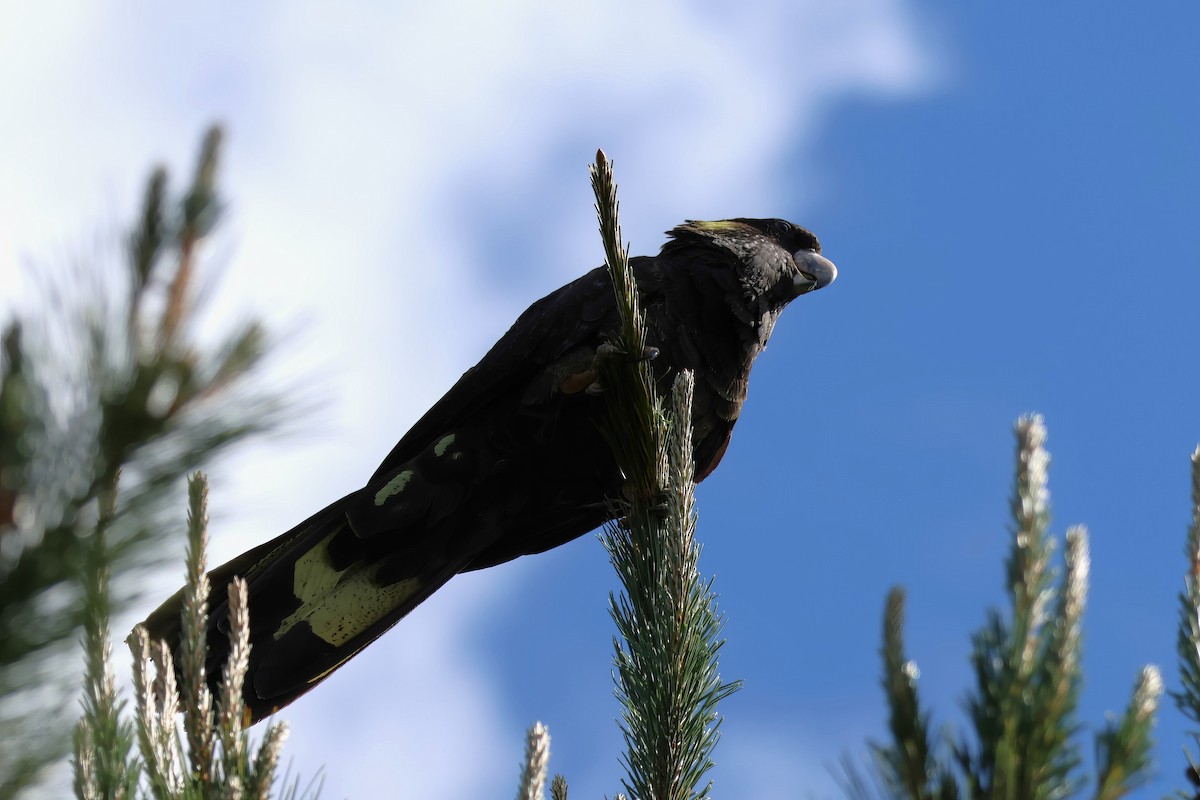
[140,218,836,721]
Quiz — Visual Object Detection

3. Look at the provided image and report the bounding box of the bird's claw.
[591,341,657,395]
[640,346,660,362]
[646,492,671,519]
[620,483,672,518]
[596,342,660,363]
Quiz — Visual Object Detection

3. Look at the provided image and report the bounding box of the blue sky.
[2,2,1198,797]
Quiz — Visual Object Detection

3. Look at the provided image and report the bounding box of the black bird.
[141,218,837,721]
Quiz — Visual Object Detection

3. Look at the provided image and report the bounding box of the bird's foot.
[646,492,672,519]
[620,482,673,518]
[588,342,660,395]
[596,341,660,363]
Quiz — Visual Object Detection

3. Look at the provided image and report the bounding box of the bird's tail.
[139,490,461,722]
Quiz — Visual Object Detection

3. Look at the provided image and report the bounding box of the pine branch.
[1095,666,1162,800]
[130,629,185,799]
[124,473,306,799]
[73,473,309,798]
[588,149,661,500]
[180,476,215,785]
[71,478,139,800]
[515,722,551,800]
[590,150,740,800]
[1176,448,1200,723]
[958,415,1082,799]
[872,588,939,800]
[0,124,289,794]
[856,416,1160,800]
[1172,447,1200,798]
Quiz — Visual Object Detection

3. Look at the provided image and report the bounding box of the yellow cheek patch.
[374,470,414,506]
[689,219,743,233]
[275,529,421,647]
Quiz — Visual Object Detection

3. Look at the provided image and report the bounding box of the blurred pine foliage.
[1,125,285,797]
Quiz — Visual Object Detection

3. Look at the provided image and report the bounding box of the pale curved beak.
[791,250,838,294]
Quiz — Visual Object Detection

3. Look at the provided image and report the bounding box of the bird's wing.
[229,262,656,713]
[369,261,646,479]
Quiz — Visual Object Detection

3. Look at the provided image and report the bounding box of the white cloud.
[0,0,935,795]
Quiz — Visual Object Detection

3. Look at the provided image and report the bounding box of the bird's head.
[665,218,837,309]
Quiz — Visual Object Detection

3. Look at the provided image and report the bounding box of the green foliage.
[72,481,139,800]
[1172,449,1200,799]
[1094,666,1162,800]
[955,418,1088,798]
[873,587,947,800]
[73,473,317,799]
[592,151,740,800]
[509,152,739,800]
[848,416,1162,800]
[587,150,661,501]
[514,723,551,800]
[0,125,284,796]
